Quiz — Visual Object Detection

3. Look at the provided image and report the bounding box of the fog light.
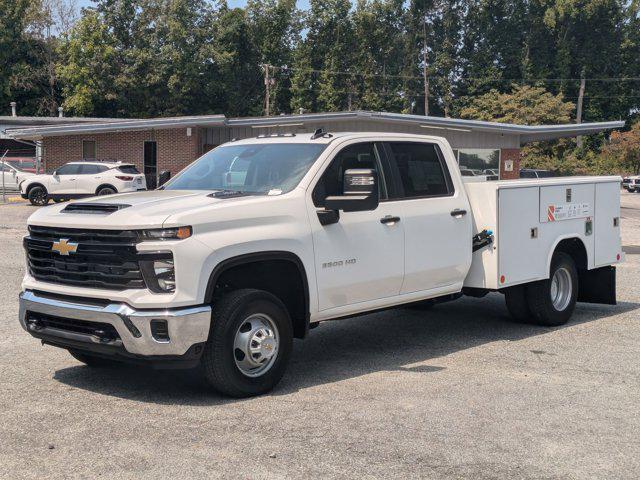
[153,259,175,292]
[150,319,170,342]
[140,253,176,293]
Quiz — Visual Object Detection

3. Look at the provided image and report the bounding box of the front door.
[144,141,157,189]
[307,141,405,313]
[51,164,80,194]
[383,141,472,294]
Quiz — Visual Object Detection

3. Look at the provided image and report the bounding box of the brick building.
[7,112,624,183]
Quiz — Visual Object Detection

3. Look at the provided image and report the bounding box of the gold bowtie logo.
[51,238,79,256]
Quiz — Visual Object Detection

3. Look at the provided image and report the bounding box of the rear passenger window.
[79,164,100,174]
[387,142,453,198]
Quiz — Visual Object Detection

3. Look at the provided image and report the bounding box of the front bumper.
[19,290,211,368]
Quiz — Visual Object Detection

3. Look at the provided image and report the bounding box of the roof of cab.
[221,131,446,146]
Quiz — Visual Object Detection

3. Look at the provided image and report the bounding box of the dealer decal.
[545,203,591,222]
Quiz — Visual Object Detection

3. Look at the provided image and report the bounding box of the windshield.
[164,143,326,194]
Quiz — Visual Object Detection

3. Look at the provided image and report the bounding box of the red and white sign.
[544,203,591,222]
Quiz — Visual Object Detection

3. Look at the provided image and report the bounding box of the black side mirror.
[158,170,171,187]
[324,168,379,213]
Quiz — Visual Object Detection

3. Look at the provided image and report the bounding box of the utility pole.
[576,68,586,149]
[422,18,429,116]
[261,64,275,116]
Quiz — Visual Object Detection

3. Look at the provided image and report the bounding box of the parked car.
[520,168,555,178]
[460,168,477,176]
[1,161,35,191]
[19,161,147,205]
[18,132,622,397]
[622,176,640,192]
[483,169,499,176]
[4,158,42,173]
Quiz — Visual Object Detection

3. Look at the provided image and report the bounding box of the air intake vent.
[62,203,130,214]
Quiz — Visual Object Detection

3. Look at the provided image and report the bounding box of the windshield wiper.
[208,189,260,198]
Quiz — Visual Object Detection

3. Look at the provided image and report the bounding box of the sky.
[76,0,314,11]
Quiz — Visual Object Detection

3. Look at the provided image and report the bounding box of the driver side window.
[312,142,387,207]
[56,164,80,175]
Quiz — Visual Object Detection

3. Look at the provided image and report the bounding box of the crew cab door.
[307,141,404,312]
[382,141,472,294]
[50,164,80,194]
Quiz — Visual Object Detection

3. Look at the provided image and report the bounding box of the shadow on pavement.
[52,293,640,405]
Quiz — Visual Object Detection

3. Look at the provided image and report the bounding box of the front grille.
[24,226,146,290]
[26,311,120,341]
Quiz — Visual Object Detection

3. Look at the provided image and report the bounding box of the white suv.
[20,161,147,205]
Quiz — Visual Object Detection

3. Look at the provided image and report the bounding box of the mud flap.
[578,266,616,305]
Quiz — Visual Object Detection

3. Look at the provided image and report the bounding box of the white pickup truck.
[18,132,622,397]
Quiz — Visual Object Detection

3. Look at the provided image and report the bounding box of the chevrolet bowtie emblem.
[51,238,79,256]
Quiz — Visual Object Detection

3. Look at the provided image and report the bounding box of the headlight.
[140,253,176,293]
[139,226,192,240]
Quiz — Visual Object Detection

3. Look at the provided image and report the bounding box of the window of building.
[82,140,97,160]
[456,149,500,175]
[386,142,453,198]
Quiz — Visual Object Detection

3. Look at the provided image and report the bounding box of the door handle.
[450,209,467,217]
[380,215,401,225]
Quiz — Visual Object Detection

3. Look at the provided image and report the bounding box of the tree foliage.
[3,0,640,174]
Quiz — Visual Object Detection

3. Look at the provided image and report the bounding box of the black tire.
[28,186,49,206]
[97,186,116,196]
[525,252,578,326]
[201,289,293,398]
[68,349,123,368]
[504,284,532,323]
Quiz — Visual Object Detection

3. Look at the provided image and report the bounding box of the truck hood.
[27,190,262,229]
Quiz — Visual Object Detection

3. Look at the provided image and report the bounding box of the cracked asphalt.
[1,192,639,479]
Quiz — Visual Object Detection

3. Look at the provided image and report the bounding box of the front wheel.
[27,186,49,206]
[525,252,578,326]
[201,289,293,397]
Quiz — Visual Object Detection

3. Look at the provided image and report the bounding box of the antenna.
[311,128,332,140]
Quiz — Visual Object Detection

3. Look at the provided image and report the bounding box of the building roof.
[5,111,625,145]
[0,115,125,139]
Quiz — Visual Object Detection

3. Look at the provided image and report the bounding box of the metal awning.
[6,111,624,145]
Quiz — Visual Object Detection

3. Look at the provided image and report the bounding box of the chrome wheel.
[550,267,572,311]
[233,313,279,377]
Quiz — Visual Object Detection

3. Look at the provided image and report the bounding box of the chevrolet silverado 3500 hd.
[18,132,623,397]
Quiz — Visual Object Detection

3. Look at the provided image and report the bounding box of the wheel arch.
[26,182,47,194]
[204,251,311,339]
[95,184,118,194]
[547,236,589,276]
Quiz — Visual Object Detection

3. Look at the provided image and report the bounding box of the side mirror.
[158,170,171,187]
[324,168,379,213]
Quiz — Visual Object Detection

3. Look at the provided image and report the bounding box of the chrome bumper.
[19,290,211,357]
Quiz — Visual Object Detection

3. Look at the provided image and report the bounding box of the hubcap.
[550,267,572,311]
[233,314,279,377]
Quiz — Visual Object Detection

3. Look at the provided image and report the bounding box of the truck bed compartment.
[463,177,622,290]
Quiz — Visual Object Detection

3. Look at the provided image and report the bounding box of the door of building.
[144,141,157,189]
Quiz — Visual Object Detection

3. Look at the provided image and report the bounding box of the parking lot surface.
[1,193,639,479]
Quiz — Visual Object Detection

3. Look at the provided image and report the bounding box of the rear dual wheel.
[505,252,578,326]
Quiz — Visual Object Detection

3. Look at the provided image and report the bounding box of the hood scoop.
[62,203,131,214]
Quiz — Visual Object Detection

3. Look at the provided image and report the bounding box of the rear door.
[383,141,472,294]
[76,164,108,193]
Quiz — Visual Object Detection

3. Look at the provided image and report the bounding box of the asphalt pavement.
[1,192,639,479]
